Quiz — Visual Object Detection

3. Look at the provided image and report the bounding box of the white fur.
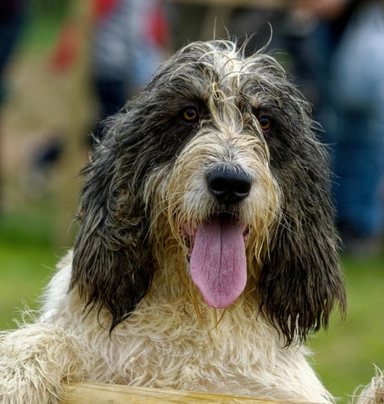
[0,251,332,404]
[354,369,384,404]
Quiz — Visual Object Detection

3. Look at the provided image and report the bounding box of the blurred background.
[0,0,383,401]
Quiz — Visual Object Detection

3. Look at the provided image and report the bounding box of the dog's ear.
[69,124,153,331]
[258,137,347,346]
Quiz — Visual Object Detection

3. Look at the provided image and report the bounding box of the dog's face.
[71,41,346,345]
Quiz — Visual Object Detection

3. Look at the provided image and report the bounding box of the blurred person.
[90,0,169,139]
[50,0,169,139]
[33,0,169,192]
[329,0,384,254]
[282,0,384,255]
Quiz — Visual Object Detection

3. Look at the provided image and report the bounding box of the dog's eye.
[181,107,199,123]
[258,116,273,133]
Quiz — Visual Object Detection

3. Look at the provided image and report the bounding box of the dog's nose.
[207,167,252,204]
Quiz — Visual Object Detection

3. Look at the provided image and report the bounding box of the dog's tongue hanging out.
[190,214,247,308]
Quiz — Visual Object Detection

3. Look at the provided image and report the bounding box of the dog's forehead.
[186,44,243,72]
[172,43,254,79]
[158,40,285,99]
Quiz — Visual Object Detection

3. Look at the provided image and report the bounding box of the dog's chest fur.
[44,252,327,401]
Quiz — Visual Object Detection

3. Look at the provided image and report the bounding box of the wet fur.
[0,40,346,403]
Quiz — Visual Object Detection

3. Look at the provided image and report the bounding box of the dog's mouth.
[182,213,248,309]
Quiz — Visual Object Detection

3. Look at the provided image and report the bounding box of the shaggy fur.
[354,369,384,404]
[0,40,347,404]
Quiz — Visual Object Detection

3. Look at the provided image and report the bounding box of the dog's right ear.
[69,129,153,331]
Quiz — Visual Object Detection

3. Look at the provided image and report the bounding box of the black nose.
[207,167,252,204]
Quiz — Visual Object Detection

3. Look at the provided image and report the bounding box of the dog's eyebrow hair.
[159,81,207,103]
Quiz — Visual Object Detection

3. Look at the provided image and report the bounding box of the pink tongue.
[190,215,247,308]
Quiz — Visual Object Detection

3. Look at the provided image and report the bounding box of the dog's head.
[70,40,346,344]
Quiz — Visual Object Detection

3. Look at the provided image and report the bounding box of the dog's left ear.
[258,138,347,346]
[69,124,153,331]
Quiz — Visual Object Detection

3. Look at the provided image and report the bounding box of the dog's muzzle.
[185,166,251,309]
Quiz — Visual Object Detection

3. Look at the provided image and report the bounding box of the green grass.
[0,239,56,328]
[0,208,59,328]
[311,254,384,400]
[0,208,383,402]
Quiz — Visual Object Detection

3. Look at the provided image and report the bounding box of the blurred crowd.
[1,0,383,256]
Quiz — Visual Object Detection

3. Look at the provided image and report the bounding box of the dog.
[0,40,346,404]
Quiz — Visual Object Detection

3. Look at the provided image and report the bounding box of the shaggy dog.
[0,40,347,404]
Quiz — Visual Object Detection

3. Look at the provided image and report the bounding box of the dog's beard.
[152,132,279,311]
[184,213,248,309]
